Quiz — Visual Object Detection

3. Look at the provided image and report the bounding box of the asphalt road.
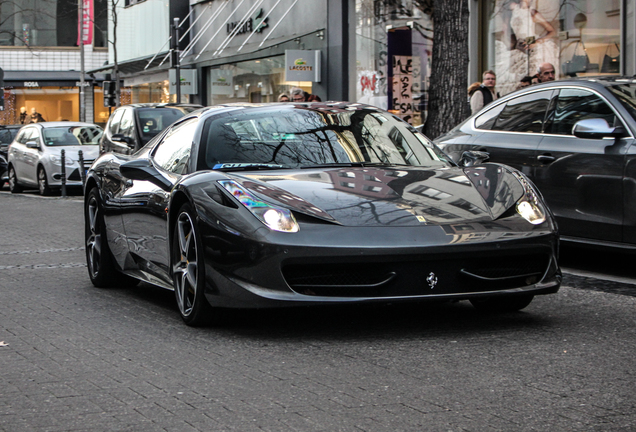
[1,191,635,431]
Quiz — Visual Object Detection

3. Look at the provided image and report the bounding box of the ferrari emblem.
[416,215,427,223]
[426,272,438,289]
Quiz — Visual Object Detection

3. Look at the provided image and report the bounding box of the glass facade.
[0,0,107,47]
[355,0,433,126]
[207,57,312,105]
[485,0,622,95]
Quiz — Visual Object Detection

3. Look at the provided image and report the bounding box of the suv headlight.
[219,180,299,233]
[50,155,75,166]
[512,171,546,225]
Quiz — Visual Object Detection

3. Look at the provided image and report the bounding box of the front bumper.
[200,222,561,309]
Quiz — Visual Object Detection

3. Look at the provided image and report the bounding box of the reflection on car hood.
[229,164,524,227]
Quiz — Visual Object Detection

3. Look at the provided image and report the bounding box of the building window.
[207,56,312,105]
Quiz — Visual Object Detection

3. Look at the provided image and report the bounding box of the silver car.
[7,122,102,195]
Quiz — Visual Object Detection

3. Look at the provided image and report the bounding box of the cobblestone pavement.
[1,191,635,431]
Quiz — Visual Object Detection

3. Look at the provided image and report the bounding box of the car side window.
[29,129,41,143]
[118,109,135,138]
[152,118,198,175]
[547,88,621,136]
[474,103,506,130]
[492,90,553,133]
[108,109,125,135]
[15,129,29,144]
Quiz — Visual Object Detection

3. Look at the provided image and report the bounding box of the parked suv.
[100,103,202,154]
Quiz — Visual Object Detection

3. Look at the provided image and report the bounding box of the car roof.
[122,103,204,109]
[26,122,102,128]
[192,101,381,120]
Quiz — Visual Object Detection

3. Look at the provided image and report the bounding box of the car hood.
[46,145,100,160]
[227,164,525,227]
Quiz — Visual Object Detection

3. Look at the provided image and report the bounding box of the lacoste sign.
[285,50,321,82]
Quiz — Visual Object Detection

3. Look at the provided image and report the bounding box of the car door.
[120,118,199,283]
[468,90,555,177]
[21,127,42,185]
[9,128,30,179]
[533,87,631,243]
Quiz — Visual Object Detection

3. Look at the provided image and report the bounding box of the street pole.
[173,17,180,103]
[79,0,86,122]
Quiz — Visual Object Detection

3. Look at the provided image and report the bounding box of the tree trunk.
[423,0,470,140]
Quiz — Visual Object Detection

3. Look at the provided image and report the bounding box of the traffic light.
[102,80,116,107]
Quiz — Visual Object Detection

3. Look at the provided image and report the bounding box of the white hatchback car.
[7,122,102,195]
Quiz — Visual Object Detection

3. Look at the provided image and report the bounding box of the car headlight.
[512,171,546,225]
[218,180,299,233]
[50,155,75,166]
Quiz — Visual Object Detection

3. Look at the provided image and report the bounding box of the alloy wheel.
[173,211,199,318]
[86,195,102,278]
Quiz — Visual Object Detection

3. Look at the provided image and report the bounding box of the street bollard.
[60,149,67,197]
[78,150,86,187]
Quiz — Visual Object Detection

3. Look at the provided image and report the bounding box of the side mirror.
[26,140,39,149]
[572,118,626,139]
[111,133,135,147]
[458,150,489,167]
[120,158,172,191]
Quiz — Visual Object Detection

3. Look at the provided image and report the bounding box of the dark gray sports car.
[84,102,561,326]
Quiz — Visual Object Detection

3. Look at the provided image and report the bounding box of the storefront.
[0,72,110,126]
[355,0,433,127]
[186,1,329,107]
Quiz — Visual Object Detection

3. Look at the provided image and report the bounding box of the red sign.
[77,0,94,46]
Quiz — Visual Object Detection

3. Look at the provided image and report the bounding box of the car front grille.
[282,253,552,297]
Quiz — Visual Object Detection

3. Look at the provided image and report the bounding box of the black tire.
[172,203,214,326]
[8,165,22,193]
[85,187,138,288]
[470,294,534,313]
[38,166,52,196]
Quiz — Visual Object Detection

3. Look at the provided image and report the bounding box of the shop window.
[484,0,621,96]
[207,57,312,106]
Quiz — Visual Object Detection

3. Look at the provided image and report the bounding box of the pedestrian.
[289,87,306,102]
[516,75,534,90]
[29,108,45,123]
[19,107,27,124]
[278,93,290,102]
[537,62,556,82]
[470,70,499,115]
[307,94,322,102]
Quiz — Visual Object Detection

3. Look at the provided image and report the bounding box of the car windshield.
[137,107,199,144]
[0,127,19,145]
[201,106,451,170]
[42,126,103,146]
[607,83,636,121]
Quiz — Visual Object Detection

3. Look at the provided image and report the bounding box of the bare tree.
[423,0,470,140]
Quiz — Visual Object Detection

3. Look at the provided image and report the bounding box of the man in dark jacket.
[470,70,499,115]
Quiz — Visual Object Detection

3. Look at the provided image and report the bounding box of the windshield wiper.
[300,162,390,169]
[213,163,288,171]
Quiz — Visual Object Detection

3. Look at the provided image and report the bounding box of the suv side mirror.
[572,118,626,139]
[25,140,39,149]
[458,150,489,167]
[111,133,135,147]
